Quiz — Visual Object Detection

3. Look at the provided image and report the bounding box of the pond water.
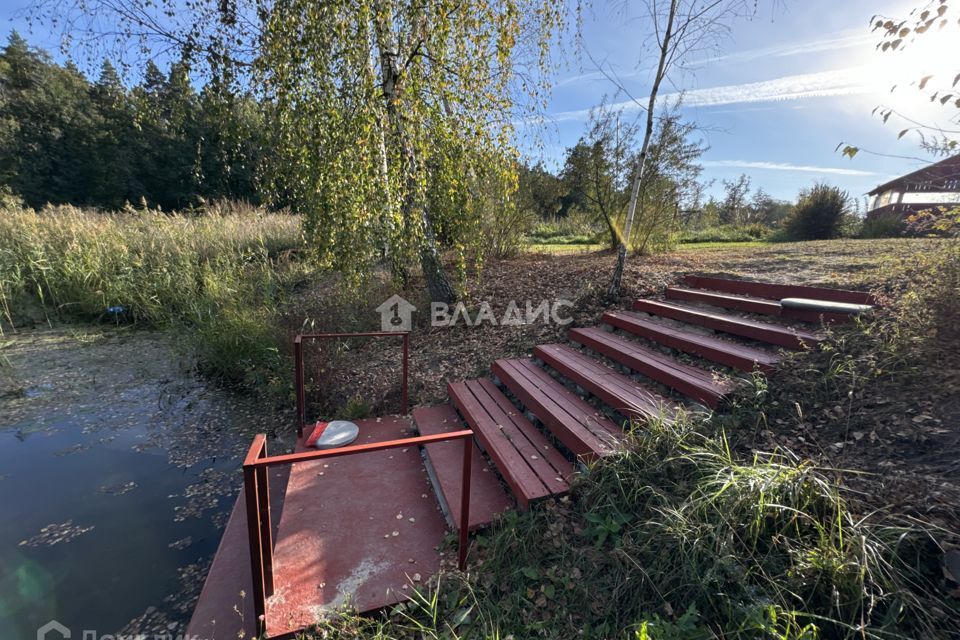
[0,328,291,640]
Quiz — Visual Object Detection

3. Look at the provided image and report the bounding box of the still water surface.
[0,328,288,639]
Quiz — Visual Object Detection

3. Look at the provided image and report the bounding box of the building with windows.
[867,154,960,218]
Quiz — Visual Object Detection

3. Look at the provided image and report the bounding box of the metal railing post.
[243,436,269,631]
[256,446,274,596]
[458,436,472,570]
[401,332,409,414]
[294,335,305,437]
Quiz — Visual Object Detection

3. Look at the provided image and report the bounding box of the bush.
[526,210,606,245]
[903,206,960,237]
[860,211,906,238]
[783,183,851,240]
[674,223,770,244]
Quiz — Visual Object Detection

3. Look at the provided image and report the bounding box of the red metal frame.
[242,428,474,633]
[295,331,411,437]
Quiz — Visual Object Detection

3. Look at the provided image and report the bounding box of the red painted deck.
[187,466,290,640]
[187,416,450,639]
[265,416,448,636]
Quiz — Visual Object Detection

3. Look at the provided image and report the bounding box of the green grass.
[675,240,765,251]
[523,242,605,254]
[0,202,308,393]
[673,224,772,244]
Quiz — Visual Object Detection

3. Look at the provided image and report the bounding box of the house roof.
[868,153,960,195]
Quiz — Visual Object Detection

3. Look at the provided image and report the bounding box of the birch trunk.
[607,0,679,300]
[374,0,457,303]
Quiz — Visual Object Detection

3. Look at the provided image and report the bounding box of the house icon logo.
[37,620,70,640]
[375,295,416,332]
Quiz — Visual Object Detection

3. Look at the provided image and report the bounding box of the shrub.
[860,211,906,238]
[674,223,770,244]
[783,183,851,240]
[903,206,960,237]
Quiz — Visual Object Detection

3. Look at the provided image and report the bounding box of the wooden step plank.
[448,380,569,509]
[533,344,676,423]
[412,405,513,531]
[684,274,875,305]
[569,327,732,409]
[493,358,622,462]
[665,286,781,316]
[502,359,624,454]
[448,381,551,508]
[603,310,779,373]
[632,299,820,350]
[668,286,854,324]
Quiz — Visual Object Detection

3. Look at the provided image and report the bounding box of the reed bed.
[0,202,307,390]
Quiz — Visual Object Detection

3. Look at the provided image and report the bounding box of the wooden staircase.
[412,275,875,526]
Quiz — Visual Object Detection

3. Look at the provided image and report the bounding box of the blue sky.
[530,0,960,203]
[2,0,957,204]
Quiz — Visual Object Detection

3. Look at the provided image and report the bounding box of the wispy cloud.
[701,160,878,177]
[693,29,873,65]
[544,66,875,123]
[556,29,874,88]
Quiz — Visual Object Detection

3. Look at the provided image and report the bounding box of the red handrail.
[294,331,410,436]
[242,428,474,633]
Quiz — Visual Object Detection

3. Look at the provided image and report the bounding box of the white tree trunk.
[608,0,679,300]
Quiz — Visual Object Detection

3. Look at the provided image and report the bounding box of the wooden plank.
[448,381,550,508]
[665,286,782,316]
[511,359,624,447]
[474,379,571,493]
[448,380,569,508]
[603,310,779,373]
[684,274,875,305]
[533,344,676,423]
[569,327,732,409]
[632,299,820,350]
[493,358,622,462]
[412,405,513,531]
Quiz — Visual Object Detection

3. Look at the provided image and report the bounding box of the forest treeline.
[0,32,264,210]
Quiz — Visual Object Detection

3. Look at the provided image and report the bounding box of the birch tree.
[32,0,565,302]
[606,0,758,300]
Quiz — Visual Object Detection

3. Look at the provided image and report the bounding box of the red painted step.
[667,286,854,325]
[533,344,676,423]
[448,379,570,509]
[492,358,622,462]
[569,327,732,409]
[603,310,779,373]
[412,405,513,531]
[665,286,781,316]
[684,274,875,306]
[632,299,820,350]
